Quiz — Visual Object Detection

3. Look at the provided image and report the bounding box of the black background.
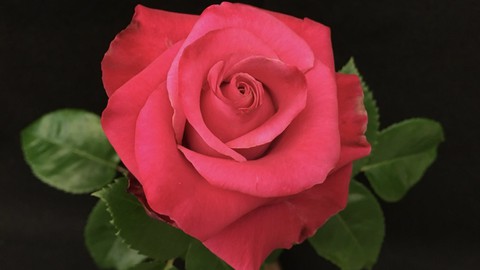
[2,0,479,269]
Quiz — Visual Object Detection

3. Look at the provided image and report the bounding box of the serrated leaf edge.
[92,179,155,260]
[85,200,147,270]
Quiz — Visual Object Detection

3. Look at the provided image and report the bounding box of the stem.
[264,261,282,270]
[165,259,175,269]
[116,165,129,175]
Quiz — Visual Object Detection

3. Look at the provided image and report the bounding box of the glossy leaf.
[185,240,232,270]
[21,109,119,193]
[93,178,192,261]
[85,200,146,270]
[363,118,444,201]
[309,180,384,270]
[339,58,380,175]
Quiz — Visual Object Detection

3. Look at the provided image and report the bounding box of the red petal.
[179,62,340,197]
[134,87,268,240]
[269,12,335,71]
[177,28,277,161]
[335,73,371,167]
[102,5,197,96]
[101,42,182,177]
[198,2,315,70]
[167,2,314,142]
[185,60,276,160]
[224,56,307,149]
[204,165,351,270]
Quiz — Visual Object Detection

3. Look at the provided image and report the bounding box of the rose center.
[183,60,278,160]
[220,72,264,114]
[238,85,246,94]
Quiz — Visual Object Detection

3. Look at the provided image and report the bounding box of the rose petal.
[177,28,278,161]
[179,62,340,197]
[196,2,315,71]
[269,12,335,71]
[102,5,197,96]
[200,60,277,145]
[127,175,176,224]
[167,2,314,142]
[224,56,307,149]
[203,165,351,270]
[184,60,277,160]
[134,87,269,240]
[335,73,371,167]
[101,41,182,177]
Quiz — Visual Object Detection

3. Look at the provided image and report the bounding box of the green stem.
[116,165,129,175]
[165,259,175,269]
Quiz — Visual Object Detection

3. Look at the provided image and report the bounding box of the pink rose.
[101,2,370,270]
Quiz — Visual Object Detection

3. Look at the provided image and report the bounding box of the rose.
[101,2,370,270]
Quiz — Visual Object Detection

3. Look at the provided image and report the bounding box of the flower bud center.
[221,72,263,114]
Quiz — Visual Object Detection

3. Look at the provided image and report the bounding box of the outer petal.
[102,5,197,96]
[101,41,182,177]
[179,61,340,197]
[269,11,335,71]
[134,86,269,240]
[192,2,315,70]
[203,165,352,270]
[167,2,314,141]
[335,73,371,167]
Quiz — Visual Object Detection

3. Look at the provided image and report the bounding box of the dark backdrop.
[2,0,479,269]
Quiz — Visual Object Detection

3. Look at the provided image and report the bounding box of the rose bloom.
[101,2,370,270]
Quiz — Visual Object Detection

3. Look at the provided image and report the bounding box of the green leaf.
[339,58,380,175]
[363,118,444,202]
[260,249,283,270]
[126,260,167,270]
[85,200,146,270]
[128,260,179,270]
[164,264,179,270]
[184,237,280,270]
[309,180,384,270]
[264,249,282,263]
[21,109,119,193]
[93,178,192,261]
[185,240,232,270]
